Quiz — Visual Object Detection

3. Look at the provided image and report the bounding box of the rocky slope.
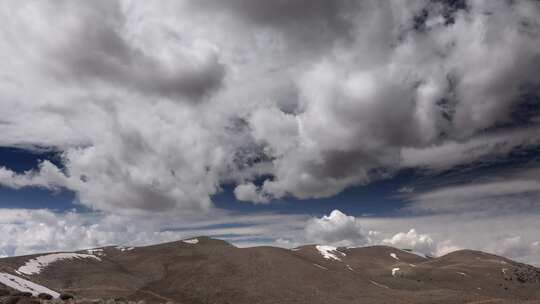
[1,237,540,303]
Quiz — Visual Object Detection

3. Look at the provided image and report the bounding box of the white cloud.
[303,210,457,256]
[0,208,308,256]
[382,229,459,257]
[0,0,538,209]
[417,180,540,202]
[402,166,540,214]
[305,210,369,247]
[2,207,540,267]
[489,236,540,260]
[233,183,269,204]
[0,161,66,190]
[382,229,435,253]
[244,0,540,201]
[401,127,540,170]
[303,209,540,266]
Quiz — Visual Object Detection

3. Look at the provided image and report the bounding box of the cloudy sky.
[1,0,540,265]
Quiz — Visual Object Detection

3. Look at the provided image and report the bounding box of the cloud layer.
[0,0,539,212]
[4,206,538,267]
[0,208,308,256]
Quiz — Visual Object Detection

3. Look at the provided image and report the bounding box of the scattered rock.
[15,298,40,304]
[10,292,31,298]
[37,292,53,300]
[60,293,75,301]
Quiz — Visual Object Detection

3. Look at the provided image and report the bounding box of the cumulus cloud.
[382,229,459,256]
[244,0,540,201]
[303,210,457,256]
[382,229,436,254]
[305,210,369,246]
[0,0,539,210]
[303,209,540,265]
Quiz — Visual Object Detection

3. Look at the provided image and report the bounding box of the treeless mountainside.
[1,237,540,304]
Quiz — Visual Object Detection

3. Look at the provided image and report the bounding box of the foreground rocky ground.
[0,288,146,303]
[1,237,540,303]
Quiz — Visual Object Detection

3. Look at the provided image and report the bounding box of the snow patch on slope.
[18,253,101,275]
[398,249,429,258]
[313,263,328,270]
[392,267,400,277]
[371,280,390,289]
[0,272,60,298]
[183,238,199,244]
[86,248,105,256]
[390,253,399,260]
[316,245,345,261]
[115,246,135,252]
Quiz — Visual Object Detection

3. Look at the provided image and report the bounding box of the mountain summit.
[1,237,540,303]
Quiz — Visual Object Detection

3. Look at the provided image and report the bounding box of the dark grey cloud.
[188,0,361,55]
[44,1,225,101]
[195,0,353,25]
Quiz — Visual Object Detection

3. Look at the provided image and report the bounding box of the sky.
[1,0,540,265]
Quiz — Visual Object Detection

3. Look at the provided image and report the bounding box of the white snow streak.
[0,272,60,298]
[392,267,400,277]
[371,280,390,289]
[313,263,328,270]
[183,238,199,244]
[399,249,428,258]
[390,253,399,260]
[86,248,105,256]
[18,253,101,275]
[316,245,345,261]
[115,246,135,252]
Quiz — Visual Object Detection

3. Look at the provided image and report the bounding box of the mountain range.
[1,237,540,303]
